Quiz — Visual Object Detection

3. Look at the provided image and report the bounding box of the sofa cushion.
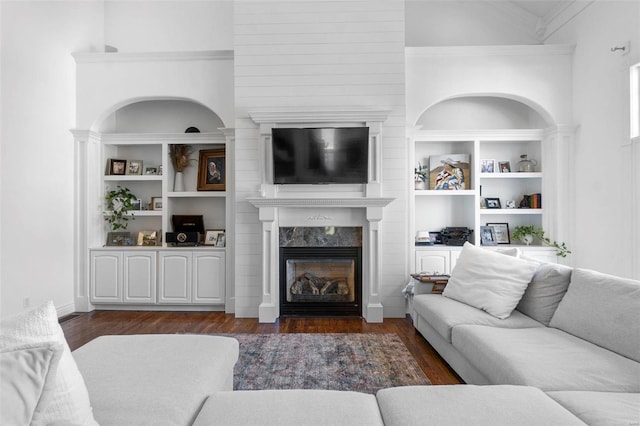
[546,391,640,426]
[194,390,384,426]
[73,334,239,426]
[452,325,640,392]
[0,343,62,426]
[376,385,585,426]
[443,242,538,319]
[516,258,572,325]
[549,268,640,362]
[0,301,98,426]
[413,294,543,343]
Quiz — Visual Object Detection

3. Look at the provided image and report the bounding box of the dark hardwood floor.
[60,311,463,385]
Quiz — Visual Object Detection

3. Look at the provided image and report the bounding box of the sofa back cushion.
[549,268,640,362]
[516,259,573,325]
[443,243,538,319]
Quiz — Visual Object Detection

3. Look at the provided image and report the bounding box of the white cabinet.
[415,248,461,275]
[90,250,156,304]
[91,249,225,306]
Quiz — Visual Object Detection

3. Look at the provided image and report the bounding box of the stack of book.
[410,273,450,294]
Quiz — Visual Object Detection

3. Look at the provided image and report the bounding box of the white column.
[258,206,279,322]
[364,206,384,323]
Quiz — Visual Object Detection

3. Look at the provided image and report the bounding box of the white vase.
[521,234,533,246]
[174,172,185,192]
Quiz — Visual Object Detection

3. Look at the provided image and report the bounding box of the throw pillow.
[516,257,573,325]
[443,243,538,319]
[0,343,63,425]
[0,301,98,426]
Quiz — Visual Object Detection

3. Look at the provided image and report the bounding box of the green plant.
[414,162,428,182]
[104,186,137,230]
[512,225,571,257]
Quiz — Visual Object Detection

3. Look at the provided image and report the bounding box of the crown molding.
[72,50,234,64]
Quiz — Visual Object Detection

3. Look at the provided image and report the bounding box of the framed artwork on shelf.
[429,154,470,190]
[131,199,142,211]
[107,159,127,175]
[487,223,510,244]
[204,229,225,247]
[197,148,225,191]
[126,160,143,175]
[480,226,497,246]
[498,161,511,173]
[137,230,159,246]
[151,197,162,210]
[144,166,159,175]
[429,231,443,244]
[106,231,132,246]
[481,159,496,173]
[485,198,501,209]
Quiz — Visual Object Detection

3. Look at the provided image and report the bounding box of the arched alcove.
[416,96,549,130]
[96,99,225,133]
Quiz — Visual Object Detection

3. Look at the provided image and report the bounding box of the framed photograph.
[158,165,163,175]
[131,198,142,211]
[144,166,158,175]
[151,197,162,210]
[204,229,225,246]
[505,199,516,209]
[481,159,496,173]
[480,226,497,246]
[487,223,510,244]
[428,231,443,244]
[106,231,132,246]
[498,161,511,173]
[485,197,502,209]
[197,148,225,191]
[215,232,226,247]
[429,153,470,190]
[126,160,143,175]
[137,230,159,246]
[108,159,127,175]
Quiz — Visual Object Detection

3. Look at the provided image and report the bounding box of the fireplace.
[279,226,362,317]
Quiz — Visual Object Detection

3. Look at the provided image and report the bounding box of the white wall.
[233,0,408,318]
[0,1,104,318]
[546,1,640,278]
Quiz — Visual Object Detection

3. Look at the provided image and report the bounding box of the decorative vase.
[174,171,185,192]
[521,234,534,246]
[415,180,426,190]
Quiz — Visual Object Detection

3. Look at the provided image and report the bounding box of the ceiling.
[509,0,567,19]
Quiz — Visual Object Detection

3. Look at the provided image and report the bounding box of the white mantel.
[247,107,394,323]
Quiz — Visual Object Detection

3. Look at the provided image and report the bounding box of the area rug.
[230,333,431,394]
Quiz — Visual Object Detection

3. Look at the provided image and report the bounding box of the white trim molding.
[72,50,234,64]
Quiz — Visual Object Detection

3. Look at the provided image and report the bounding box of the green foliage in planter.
[512,225,571,258]
[414,162,428,182]
[104,186,137,231]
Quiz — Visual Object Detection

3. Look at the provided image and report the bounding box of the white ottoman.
[376,385,586,426]
[73,334,239,426]
[194,389,384,426]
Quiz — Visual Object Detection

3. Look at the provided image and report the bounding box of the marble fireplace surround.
[246,108,394,323]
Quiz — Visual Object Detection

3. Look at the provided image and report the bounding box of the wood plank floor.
[60,311,463,385]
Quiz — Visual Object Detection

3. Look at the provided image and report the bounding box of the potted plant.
[414,163,428,190]
[104,186,137,231]
[512,225,571,257]
[169,144,194,191]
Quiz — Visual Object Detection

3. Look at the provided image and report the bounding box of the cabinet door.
[415,250,451,274]
[90,251,122,303]
[192,252,226,304]
[158,252,192,304]
[123,251,157,304]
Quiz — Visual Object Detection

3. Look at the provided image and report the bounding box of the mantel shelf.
[246,197,395,209]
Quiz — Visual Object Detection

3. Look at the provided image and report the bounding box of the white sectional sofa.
[411,242,640,425]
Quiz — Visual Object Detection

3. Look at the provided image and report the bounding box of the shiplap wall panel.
[234,0,407,318]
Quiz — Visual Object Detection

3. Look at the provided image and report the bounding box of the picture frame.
[126,160,143,175]
[197,148,225,191]
[151,197,162,210]
[505,199,516,209]
[487,222,510,244]
[480,226,497,246]
[108,159,127,175]
[480,159,496,173]
[106,231,132,246]
[429,154,470,190]
[137,230,159,246]
[215,232,226,247]
[131,198,142,211]
[498,161,511,173]
[144,166,158,175]
[204,229,225,246]
[428,231,443,244]
[485,197,502,209]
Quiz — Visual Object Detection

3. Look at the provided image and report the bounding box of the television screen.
[272,127,369,184]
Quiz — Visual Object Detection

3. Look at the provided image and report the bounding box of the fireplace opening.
[280,247,362,317]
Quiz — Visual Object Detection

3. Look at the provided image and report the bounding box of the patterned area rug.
[231,333,431,394]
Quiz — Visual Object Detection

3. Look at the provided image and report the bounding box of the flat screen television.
[272,127,369,184]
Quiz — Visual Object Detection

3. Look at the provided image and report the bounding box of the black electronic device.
[441,227,473,246]
[272,127,369,184]
[165,232,200,246]
[171,215,205,234]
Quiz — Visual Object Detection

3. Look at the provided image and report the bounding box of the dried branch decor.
[169,144,194,172]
